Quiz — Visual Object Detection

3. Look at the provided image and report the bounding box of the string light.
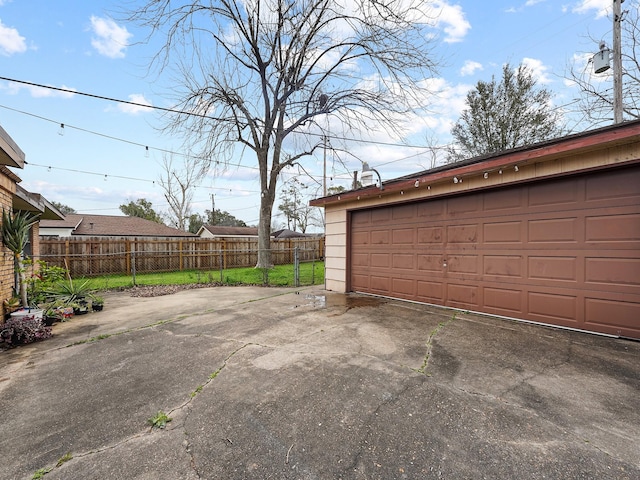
[145,146,149,158]
[58,123,65,136]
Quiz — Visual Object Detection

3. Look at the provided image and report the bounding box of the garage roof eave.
[0,125,26,169]
[310,119,640,208]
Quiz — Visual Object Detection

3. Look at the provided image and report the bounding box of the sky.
[0,0,620,230]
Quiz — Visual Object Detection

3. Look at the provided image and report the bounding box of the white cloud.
[0,19,26,56]
[522,57,553,84]
[433,1,471,43]
[572,0,610,18]
[2,81,76,98]
[460,60,483,76]
[89,15,131,59]
[117,93,154,115]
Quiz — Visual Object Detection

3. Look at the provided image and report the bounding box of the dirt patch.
[127,284,218,297]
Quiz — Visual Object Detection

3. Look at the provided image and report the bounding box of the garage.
[349,164,640,339]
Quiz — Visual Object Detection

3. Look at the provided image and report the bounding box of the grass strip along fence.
[82,261,325,290]
[36,238,325,290]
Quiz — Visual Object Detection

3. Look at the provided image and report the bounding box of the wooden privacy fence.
[37,236,325,277]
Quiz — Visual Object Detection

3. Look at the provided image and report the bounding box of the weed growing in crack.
[190,385,204,397]
[32,467,53,479]
[148,410,172,429]
[56,452,72,467]
[413,312,457,375]
[32,453,72,479]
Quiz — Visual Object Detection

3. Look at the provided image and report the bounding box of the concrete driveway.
[1,286,638,480]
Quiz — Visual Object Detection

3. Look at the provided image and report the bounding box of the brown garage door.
[350,164,640,339]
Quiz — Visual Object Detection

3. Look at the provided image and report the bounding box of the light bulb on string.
[58,123,65,136]
[104,175,108,181]
[145,146,150,158]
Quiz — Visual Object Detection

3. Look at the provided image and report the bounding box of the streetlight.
[361,162,383,190]
[592,0,624,123]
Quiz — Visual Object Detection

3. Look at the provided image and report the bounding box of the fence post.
[219,250,223,283]
[131,245,136,286]
[294,246,300,287]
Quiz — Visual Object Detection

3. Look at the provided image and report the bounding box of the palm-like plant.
[2,209,40,307]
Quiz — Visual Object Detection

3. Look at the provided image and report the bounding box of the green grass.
[81,261,324,291]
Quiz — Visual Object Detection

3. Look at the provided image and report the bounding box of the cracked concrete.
[1,286,639,479]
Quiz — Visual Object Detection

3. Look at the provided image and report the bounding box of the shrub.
[0,315,52,348]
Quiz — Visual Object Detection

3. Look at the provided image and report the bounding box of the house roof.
[311,119,640,207]
[40,214,196,237]
[272,228,309,239]
[198,225,259,236]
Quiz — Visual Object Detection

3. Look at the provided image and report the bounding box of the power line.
[0,75,437,149]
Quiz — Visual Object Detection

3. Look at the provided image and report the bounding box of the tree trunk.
[256,192,274,269]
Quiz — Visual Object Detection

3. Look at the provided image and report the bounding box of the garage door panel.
[585,297,640,335]
[447,224,479,244]
[529,256,577,282]
[392,253,415,270]
[448,283,479,308]
[350,165,640,339]
[585,257,640,287]
[392,228,415,245]
[586,167,640,202]
[484,221,522,244]
[417,254,442,272]
[416,280,444,303]
[351,253,370,267]
[417,201,445,219]
[484,255,523,278]
[370,275,391,293]
[370,229,391,245]
[585,213,640,243]
[417,226,444,244]
[528,179,579,207]
[484,287,523,313]
[371,208,391,222]
[528,291,578,323]
[351,273,370,290]
[392,277,415,297]
[448,254,479,274]
[392,203,416,220]
[352,231,370,246]
[448,195,481,216]
[528,218,578,243]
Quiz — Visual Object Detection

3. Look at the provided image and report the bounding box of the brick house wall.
[0,167,18,310]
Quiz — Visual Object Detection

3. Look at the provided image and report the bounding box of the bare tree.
[568,2,640,127]
[127,0,440,267]
[158,154,202,230]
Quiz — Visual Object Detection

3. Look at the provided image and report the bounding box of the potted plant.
[71,301,89,315]
[47,276,93,307]
[90,295,105,312]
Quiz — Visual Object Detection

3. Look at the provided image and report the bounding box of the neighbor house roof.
[272,228,310,239]
[40,214,196,237]
[197,225,259,237]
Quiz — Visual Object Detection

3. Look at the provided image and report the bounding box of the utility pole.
[210,193,216,225]
[323,135,327,197]
[613,0,624,124]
